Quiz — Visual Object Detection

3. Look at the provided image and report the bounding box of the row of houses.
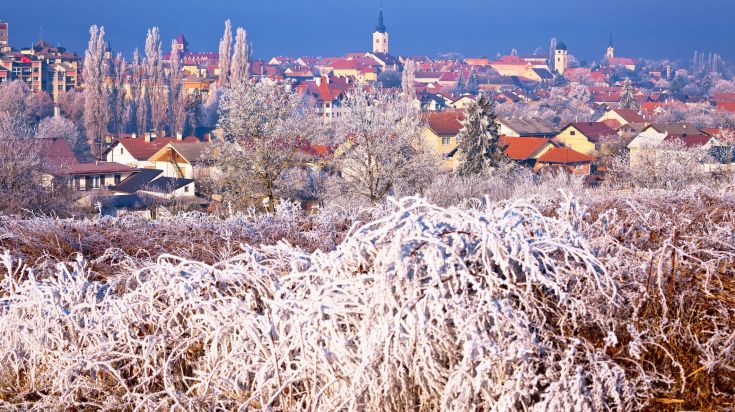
[422,107,732,180]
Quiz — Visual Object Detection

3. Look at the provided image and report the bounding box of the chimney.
[131,133,137,139]
[144,133,152,142]
[53,105,60,118]
[176,132,183,141]
[315,77,321,86]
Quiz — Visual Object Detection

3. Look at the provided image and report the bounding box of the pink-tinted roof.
[114,136,201,160]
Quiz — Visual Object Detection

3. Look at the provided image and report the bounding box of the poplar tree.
[230,27,249,85]
[456,93,506,176]
[401,59,416,100]
[169,39,187,135]
[82,25,110,159]
[218,20,233,87]
[145,27,167,135]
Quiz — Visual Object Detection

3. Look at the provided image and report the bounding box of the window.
[570,130,576,136]
[120,148,123,155]
[184,185,190,193]
[114,174,121,184]
[441,137,451,145]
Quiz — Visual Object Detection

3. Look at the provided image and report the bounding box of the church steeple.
[606,33,615,61]
[608,33,614,48]
[375,9,386,33]
[372,8,389,54]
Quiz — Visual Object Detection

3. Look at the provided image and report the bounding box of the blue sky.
[1,0,734,63]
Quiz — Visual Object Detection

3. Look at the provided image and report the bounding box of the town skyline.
[1,0,734,62]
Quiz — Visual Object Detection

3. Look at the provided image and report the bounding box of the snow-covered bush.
[0,189,734,410]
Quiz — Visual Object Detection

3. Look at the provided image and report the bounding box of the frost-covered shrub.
[0,196,640,410]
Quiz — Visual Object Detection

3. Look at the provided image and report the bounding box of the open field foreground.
[0,188,733,411]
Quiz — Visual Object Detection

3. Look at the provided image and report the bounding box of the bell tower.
[606,33,615,61]
[372,9,389,54]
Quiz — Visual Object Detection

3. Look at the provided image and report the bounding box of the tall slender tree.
[169,39,187,135]
[230,27,249,85]
[82,25,110,158]
[456,93,506,176]
[401,59,416,100]
[108,53,127,138]
[218,20,233,87]
[145,27,167,135]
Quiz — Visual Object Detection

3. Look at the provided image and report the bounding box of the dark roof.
[499,117,558,137]
[556,42,567,51]
[97,194,150,210]
[113,169,163,194]
[142,177,195,193]
[532,68,553,80]
[67,162,136,175]
[566,122,617,142]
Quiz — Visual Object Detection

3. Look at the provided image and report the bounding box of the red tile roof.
[38,138,79,171]
[663,133,713,148]
[712,92,735,102]
[537,147,595,163]
[500,136,551,160]
[425,111,464,135]
[610,108,646,124]
[67,162,136,175]
[716,101,735,113]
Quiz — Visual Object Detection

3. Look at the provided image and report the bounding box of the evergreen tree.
[619,78,638,110]
[456,93,506,176]
[454,73,466,95]
[467,70,479,94]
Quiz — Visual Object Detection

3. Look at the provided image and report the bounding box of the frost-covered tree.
[401,59,416,100]
[108,53,128,138]
[230,27,249,85]
[619,78,638,110]
[169,39,186,135]
[217,20,233,87]
[57,89,85,133]
[82,25,110,158]
[0,80,51,126]
[454,72,466,94]
[145,27,167,135]
[130,49,148,135]
[467,70,480,94]
[328,85,439,206]
[456,93,506,176]
[35,116,85,158]
[212,80,323,210]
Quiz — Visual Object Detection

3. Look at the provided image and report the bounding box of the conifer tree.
[456,93,506,176]
[619,78,638,110]
[467,70,479,94]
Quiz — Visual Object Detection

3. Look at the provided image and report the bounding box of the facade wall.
[556,126,597,155]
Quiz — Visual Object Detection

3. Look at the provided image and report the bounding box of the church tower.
[555,42,568,74]
[372,9,389,54]
[606,33,615,61]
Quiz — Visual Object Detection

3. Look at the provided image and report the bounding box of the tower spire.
[608,33,614,48]
[375,8,386,33]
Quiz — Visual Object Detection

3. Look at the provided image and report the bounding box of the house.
[421,111,464,170]
[65,162,138,191]
[555,122,618,155]
[627,124,711,165]
[104,134,201,168]
[497,117,558,138]
[298,76,352,121]
[500,136,554,166]
[534,147,595,175]
[138,177,196,199]
[596,108,647,129]
[147,142,211,180]
[112,168,164,194]
[449,94,476,110]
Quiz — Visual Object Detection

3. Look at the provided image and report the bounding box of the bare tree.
[169,39,186,135]
[328,85,439,206]
[145,27,167,135]
[401,59,416,100]
[217,20,233,87]
[35,116,85,158]
[211,80,323,210]
[82,25,110,159]
[108,53,128,138]
[131,49,148,135]
[230,27,249,85]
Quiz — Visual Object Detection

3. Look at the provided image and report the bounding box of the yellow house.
[147,142,211,180]
[555,122,618,155]
[421,111,464,170]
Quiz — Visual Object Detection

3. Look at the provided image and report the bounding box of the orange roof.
[425,111,464,135]
[537,147,595,164]
[610,108,646,124]
[500,136,551,160]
